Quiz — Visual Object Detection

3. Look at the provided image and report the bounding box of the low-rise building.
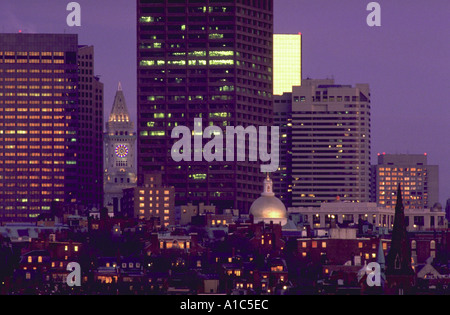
[122,173,175,227]
[177,203,216,226]
[289,200,447,232]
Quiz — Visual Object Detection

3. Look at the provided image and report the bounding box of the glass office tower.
[273,33,302,96]
[137,0,274,211]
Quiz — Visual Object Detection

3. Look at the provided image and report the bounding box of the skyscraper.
[273,33,302,95]
[104,84,137,215]
[273,93,292,206]
[271,33,301,207]
[274,78,371,207]
[0,33,103,222]
[371,153,439,210]
[77,45,104,209]
[137,0,274,211]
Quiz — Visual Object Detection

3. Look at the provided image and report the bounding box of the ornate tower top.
[103,83,137,215]
[262,173,275,197]
[106,82,134,134]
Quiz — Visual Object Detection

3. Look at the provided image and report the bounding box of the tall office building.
[77,45,104,209]
[273,93,292,206]
[0,33,103,222]
[137,0,274,211]
[273,33,302,96]
[274,79,371,207]
[271,34,301,207]
[371,153,439,209]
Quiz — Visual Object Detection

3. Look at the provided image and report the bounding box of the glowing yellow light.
[273,34,302,95]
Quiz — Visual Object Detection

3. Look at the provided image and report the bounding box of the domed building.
[249,174,287,226]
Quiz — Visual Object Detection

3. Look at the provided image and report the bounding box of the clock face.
[115,144,128,158]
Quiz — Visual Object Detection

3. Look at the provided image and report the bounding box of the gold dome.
[249,174,287,225]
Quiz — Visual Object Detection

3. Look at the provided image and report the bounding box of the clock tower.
[103,83,137,215]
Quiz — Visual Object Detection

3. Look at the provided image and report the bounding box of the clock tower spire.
[103,83,137,215]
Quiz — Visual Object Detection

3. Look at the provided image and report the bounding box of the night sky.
[1,0,449,204]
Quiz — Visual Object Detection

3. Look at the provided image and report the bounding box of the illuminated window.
[209,59,234,66]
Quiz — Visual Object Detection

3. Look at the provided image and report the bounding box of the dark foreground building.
[137,0,274,212]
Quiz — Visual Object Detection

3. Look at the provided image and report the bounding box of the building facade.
[288,201,447,232]
[122,173,175,227]
[0,33,103,221]
[371,153,439,210]
[273,33,302,96]
[103,84,137,215]
[273,93,292,206]
[77,45,104,209]
[178,202,216,226]
[137,0,274,212]
[274,79,371,208]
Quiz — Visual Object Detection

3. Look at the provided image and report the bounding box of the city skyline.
[0,0,449,204]
[0,0,449,298]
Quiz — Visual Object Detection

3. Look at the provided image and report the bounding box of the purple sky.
[1,0,449,204]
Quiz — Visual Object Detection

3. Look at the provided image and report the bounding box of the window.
[394,254,401,269]
[430,240,436,250]
[414,216,424,227]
